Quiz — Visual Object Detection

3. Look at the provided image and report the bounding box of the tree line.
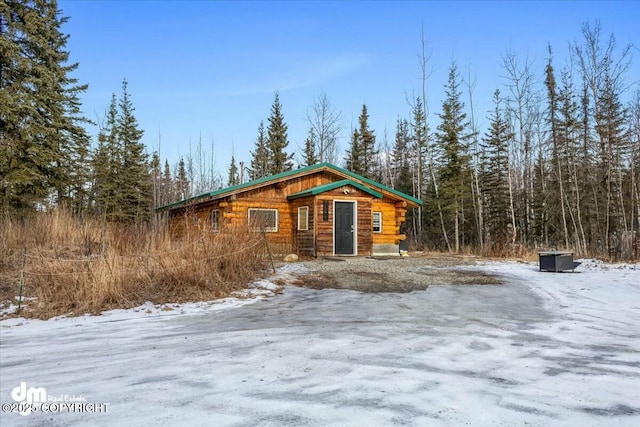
[359,24,639,258]
[1,1,638,257]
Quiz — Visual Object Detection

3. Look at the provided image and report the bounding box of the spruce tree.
[345,127,363,174]
[91,81,149,222]
[393,118,413,195]
[176,158,190,201]
[161,159,173,205]
[227,155,239,186]
[302,127,318,166]
[544,49,564,246]
[345,104,377,178]
[91,94,121,219]
[393,118,419,239]
[117,79,150,222]
[151,151,161,210]
[36,0,91,210]
[436,62,474,252]
[596,72,629,246]
[249,121,269,180]
[266,92,293,174]
[410,97,433,242]
[1,0,90,215]
[359,105,378,178]
[481,90,513,245]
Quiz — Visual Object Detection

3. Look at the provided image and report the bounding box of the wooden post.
[262,229,276,274]
[17,248,26,313]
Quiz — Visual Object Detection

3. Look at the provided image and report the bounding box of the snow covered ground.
[1,259,639,426]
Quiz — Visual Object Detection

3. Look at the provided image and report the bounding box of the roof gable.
[326,163,421,206]
[287,179,383,200]
[155,163,422,211]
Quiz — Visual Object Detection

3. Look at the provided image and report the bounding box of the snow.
[0,264,304,324]
[1,259,639,426]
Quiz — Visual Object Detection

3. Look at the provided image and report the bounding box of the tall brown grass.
[0,210,269,319]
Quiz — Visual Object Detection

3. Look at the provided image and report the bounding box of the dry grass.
[414,243,589,263]
[0,210,269,319]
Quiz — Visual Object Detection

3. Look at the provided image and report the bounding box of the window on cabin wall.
[373,212,382,233]
[248,208,278,232]
[298,206,309,231]
[210,210,220,232]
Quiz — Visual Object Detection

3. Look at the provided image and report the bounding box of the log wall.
[167,171,410,257]
[372,198,407,245]
[289,196,315,256]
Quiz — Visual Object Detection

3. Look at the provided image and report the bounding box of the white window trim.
[297,206,309,231]
[373,211,382,233]
[248,208,279,232]
[210,209,220,232]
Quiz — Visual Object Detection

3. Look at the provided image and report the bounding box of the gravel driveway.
[296,253,501,292]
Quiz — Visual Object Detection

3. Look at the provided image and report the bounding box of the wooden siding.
[356,199,373,255]
[314,195,373,256]
[315,196,334,256]
[289,197,315,256]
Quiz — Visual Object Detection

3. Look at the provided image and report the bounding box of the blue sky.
[58,1,639,175]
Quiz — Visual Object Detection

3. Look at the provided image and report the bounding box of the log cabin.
[156,163,422,257]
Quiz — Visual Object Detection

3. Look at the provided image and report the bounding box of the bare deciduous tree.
[306,92,342,164]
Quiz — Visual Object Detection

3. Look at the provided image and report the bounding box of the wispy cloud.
[229,52,370,97]
[271,52,370,92]
[125,52,370,101]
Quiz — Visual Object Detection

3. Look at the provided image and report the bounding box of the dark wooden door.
[335,201,354,255]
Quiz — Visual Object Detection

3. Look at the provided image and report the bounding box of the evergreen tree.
[91,93,121,219]
[345,104,377,178]
[161,159,173,205]
[393,117,420,240]
[409,96,436,243]
[249,121,269,180]
[596,72,630,246]
[544,47,569,247]
[117,79,150,222]
[0,0,90,215]
[543,49,586,251]
[393,118,413,195]
[91,82,149,222]
[359,105,378,178]
[227,155,239,186]
[176,158,189,201]
[151,151,161,209]
[266,91,293,174]
[345,127,363,174]
[302,127,318,166]
[481,90,513,245]
[436,62,474,252]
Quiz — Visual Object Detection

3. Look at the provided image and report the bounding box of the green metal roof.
[327,163,422,205]
[287,179,383,200]
[155,163,325,211]
[155,162,422,212]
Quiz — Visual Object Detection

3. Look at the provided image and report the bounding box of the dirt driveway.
[295,253,502,292]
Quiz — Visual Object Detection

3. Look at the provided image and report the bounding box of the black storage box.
[538,251,576,272]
